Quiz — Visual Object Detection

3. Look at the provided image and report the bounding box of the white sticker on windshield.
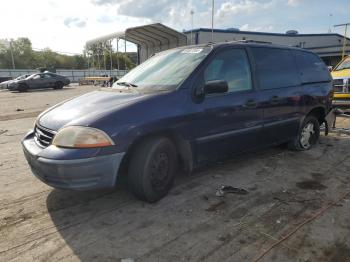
[181,48,203,54]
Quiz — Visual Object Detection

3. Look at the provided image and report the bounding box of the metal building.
[184,28,350,66]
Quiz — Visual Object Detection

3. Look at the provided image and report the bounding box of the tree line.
[0,37,135,70]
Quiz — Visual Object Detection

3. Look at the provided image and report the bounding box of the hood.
[331,68,350,78]
[0,80,14,88]
[38,90,153,131]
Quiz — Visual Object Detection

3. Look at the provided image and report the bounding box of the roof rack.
[229,39,272,45]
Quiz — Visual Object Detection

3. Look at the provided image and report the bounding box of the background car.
[7,72,70,92]
[0,74,30,89]
[331,55,350,107]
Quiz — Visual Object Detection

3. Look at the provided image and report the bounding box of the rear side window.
[293,51,330,83]
[252,47,300,89]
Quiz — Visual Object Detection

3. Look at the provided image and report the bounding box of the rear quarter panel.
[300,81,333,116]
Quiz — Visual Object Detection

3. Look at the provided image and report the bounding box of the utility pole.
[211,0,214,42]
[328,14,333,33]
[124,35,127,71]
[334,22,350,59]
[8,40,15,69]
[190,9,194,45]
[109,40,113,76]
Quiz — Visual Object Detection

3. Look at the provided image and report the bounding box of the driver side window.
[204,49,252,93]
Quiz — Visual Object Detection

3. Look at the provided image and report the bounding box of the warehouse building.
[184,28,350,66]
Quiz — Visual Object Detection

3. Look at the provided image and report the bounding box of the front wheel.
[128,137,177,203]
[53,82,64,89]
[288,115,320,151]
[18,83,28,92]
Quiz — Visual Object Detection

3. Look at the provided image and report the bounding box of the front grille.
[333,85,344,93]
[333,78,349,93]
[34,125,56,148]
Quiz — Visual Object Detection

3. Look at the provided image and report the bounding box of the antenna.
[190,9,194,45]
[211,0,214,42]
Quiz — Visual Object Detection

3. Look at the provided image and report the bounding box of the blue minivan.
[22,42,334,202]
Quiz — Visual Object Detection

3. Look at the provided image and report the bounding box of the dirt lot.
[0,86,350,262]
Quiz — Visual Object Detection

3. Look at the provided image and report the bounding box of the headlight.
[52,126,114,148]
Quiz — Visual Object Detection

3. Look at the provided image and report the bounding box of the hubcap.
[150,152,170,190]
[300,122,315,149]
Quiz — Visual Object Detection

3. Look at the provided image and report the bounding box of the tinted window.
[252,47,300,89]
[293,51,330,83]
[204,48,252,93]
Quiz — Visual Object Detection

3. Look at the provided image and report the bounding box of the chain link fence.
[0,69,128,83]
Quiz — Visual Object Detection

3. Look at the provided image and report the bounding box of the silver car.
[8,72,70,92]
[0,74,30,89]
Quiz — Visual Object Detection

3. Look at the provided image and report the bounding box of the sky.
[0,0,349,54]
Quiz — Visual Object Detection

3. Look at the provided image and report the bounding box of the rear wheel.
[128,137,177,203]
[18,83,28,92]
[288,115,320,151]
[54,81,64,89]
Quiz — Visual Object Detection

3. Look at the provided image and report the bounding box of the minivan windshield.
[334,58,350,71]
[113,47,211,91]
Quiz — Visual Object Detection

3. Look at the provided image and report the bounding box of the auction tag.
[181,49,203,54]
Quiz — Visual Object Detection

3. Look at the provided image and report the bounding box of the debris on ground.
[0,130,8,135]
[215,185,249,197]
[296,180,327,191]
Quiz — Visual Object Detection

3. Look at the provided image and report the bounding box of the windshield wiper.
[116,81,138,87]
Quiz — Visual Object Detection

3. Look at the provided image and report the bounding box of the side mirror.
[204,80,228,94]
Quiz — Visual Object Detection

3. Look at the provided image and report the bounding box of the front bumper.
[7,84,18,91]
[333,93,350,107]
[22,131,125,190]
[333,99,350,107]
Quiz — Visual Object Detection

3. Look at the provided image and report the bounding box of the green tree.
[0,37,136,70]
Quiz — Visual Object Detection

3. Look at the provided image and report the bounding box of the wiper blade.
[116,81,138,87]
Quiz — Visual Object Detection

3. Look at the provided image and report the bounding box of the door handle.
[270,95,280,104]
[244,99,257,108]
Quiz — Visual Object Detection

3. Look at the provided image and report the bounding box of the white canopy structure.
[86,23,187,67]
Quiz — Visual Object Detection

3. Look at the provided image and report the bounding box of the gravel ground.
[0,86,349,262]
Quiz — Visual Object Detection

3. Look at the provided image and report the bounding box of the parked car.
[22,42,334,202]
[8,72,70,92]
[331,55,350,107]
[0,76,12,83]
[0,74,30,89]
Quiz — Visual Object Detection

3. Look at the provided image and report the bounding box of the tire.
[288,115,320,151]
[128,137,178,203]
[54,82,64,89]
[18,83,28,92]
